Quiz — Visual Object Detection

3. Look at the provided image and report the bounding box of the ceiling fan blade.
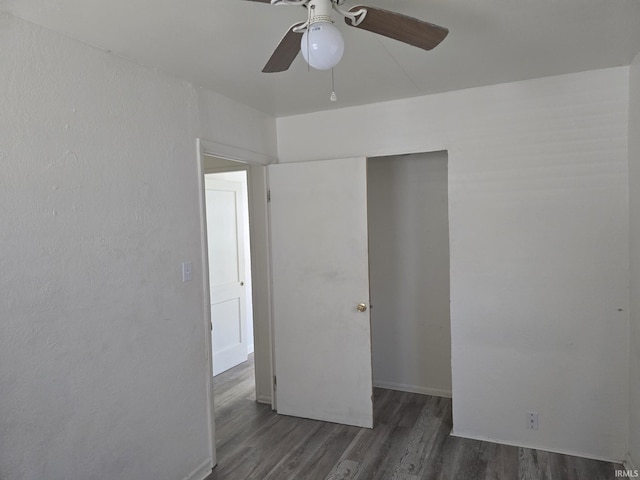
[244,0,272,3]
[262,22,304,73]
[345,6,448,51]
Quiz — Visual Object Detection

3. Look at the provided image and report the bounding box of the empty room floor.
[206,358,621,480]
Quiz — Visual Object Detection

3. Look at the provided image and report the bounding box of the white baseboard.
[256,394,272,405]
[451,430,622,464]
[373,380,452,398]
[183,458,213,480]
[625,452,638,471]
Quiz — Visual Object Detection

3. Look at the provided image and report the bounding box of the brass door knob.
[357,303,367,312]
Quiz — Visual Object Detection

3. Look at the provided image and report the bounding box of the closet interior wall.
[367,151,452,397]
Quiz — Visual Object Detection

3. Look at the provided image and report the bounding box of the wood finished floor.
[205,357,622,480]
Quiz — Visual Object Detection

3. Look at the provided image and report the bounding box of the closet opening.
[367,151,452,402]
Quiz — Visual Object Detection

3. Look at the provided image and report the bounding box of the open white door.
[269,157,373,428]
[205,177,248,376]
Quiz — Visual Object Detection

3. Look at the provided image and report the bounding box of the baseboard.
[625,452,638,471]
[256,394,272,405]
[183,458,213,480]
[373,380,452,398]
[451,430,623,464]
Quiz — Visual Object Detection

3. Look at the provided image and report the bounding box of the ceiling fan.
[246,0,449,73]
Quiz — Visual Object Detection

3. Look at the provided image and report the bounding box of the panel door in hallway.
[205,177,248,376]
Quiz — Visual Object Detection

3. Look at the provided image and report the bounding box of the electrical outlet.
[527,412,539,430]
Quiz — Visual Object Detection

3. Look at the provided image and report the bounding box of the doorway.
[367,151,452,398]
[201,153,258,384]
[204,170,255,375]
[197,139,275,468]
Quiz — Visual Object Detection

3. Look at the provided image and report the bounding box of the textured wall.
[629,51,640,469]
[277,67,630,461]
[0,13,275,480]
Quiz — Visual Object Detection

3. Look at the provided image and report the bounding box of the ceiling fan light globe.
[301,22,344,70]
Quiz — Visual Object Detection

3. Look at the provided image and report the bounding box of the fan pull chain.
[306,4,313,72]
[330,68,337,102]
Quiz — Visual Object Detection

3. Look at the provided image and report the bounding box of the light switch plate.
[182,262,193,282]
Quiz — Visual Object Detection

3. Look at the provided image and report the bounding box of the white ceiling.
[2,0,640,117]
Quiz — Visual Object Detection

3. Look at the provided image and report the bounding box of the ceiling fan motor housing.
[307,0,335,25]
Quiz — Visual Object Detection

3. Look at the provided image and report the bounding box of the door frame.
[196,138,275,467]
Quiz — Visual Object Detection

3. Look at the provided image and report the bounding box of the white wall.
[277,67,630,461]
[0,13,276,480]
[628,51,640,470]
[367,152,451,397]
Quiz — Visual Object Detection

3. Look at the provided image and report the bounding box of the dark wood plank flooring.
[205,357,622,480]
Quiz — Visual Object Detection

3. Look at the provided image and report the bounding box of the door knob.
[357,303,367,312]
[240,281,244,286]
